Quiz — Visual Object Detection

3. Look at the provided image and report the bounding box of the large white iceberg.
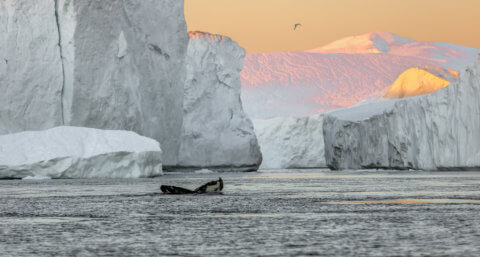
[254,114,326,169]
[0,127,162,179]
[56,0,188,166]
[1,1,266,171]
[323,63,480,170]
[0,0,188,166]
[178,32,262,171]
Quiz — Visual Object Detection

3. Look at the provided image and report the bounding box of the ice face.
[56,0,188,166]
[0,0,64,134]
[323,63,480,170]
[254,114,326,169]
[0,0,188,166]
[177,32,262,171]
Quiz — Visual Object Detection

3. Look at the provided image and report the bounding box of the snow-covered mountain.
[241,31,480,119]
[307,31,479,71]
[307,31,414,54]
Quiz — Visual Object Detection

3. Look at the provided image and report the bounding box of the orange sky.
[185,0,480,53]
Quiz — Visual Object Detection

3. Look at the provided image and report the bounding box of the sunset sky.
[185,0,480,53]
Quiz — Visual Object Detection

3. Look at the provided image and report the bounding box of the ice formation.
[384,68,451,99]
[178,32,262,171]
[0,127,162,179]
[323,63,480,170]
[22,176,52,181]
[56,0,188,166]
[241,32,479,119]
[194,169,216,174]
[254,114,326,169]
[307,31,415,54]
[0,0,188,166]
[253,54,462,170]
[307,31,479,71]
[0,0,64,134]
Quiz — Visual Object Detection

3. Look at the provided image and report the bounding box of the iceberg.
[241,31,479,119]
[0,0,64,134]
[254,115,326,169]
[323,63,480,170]
[178,32,262,171]
[0,0,188,166]
[0,127,162,179]
[56,0,188,166]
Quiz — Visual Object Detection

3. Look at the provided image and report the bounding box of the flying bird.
[294,23,302,31]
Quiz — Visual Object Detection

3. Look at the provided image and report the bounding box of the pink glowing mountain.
[241,31,479,119]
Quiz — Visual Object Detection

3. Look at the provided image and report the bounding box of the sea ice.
[22,176,52,181]
[194,169,216,174]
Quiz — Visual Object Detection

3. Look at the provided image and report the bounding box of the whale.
[161,177,223,194]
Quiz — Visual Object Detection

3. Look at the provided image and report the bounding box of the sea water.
[1,170,479,256]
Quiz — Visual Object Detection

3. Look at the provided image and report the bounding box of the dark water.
[1,170,480,257]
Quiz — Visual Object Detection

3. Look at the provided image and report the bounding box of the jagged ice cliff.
[178,32,262,171]
[323,62,480,170]
[0,0,261,174]
[254,114,325,170]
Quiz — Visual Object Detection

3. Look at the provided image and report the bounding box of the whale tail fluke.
[160,185,195,194]
[161,177,224,194]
